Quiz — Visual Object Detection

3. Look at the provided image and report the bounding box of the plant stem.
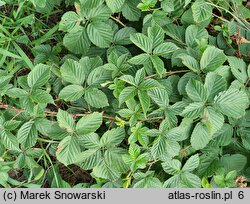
[145,70,189,79]
[0,101,115,120]
[110,16,126,27]
[0,101,165,123]
[139,116,164,122]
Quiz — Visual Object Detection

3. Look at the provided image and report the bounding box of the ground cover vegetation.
[0,0,250,188]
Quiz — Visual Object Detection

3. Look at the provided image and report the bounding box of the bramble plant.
[0,0,250,188]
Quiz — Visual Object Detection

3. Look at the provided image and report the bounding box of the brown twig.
[144,70,189,79]
[0,102,25,113]
[144,74,158,79]
[110,16,126,27]
[0,101,165,123]
[0,101,115,120]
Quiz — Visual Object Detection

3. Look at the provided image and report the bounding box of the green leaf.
[17,121,38,148]
[135,68,146,85]
[177,54,200,73]
[167,122,191,141]
[163,23,185,43]
[76,112,103,135]
[128,54,150,65]
[147,87,169,108]
[151,55,165,77]
[186,79,207,102]
[6,88,28,98]
[80,0,104,9]
[100,127,125,147]
[162,159,181,175]
[0,1,6,7]
[59,11,82,32]
[160,0,175,12]
[225,170,237,181]
[57,109,75,134]
[122,0,141,21]
[185,25,208,47]
[92,159,119,180]
[181,172,201,187]
[31,0,46,7]
[138,90,150,116]
[133,176,162,188]
[182,102,204,118]
[119,86,137,105]
[228,56,248,84]
[148,25,165,49]
[163,175,181,188]
[87,66,112,86]
[191,0,212,23]
[197,152,220,177]
[59,85,85,101]
[79,133,100,149]
[128,143,140,159]
[191,122,210,150]
[30,89,54,104]
[202,107,224,136]
[60,59,85,85]
[87,21,113,48]
[63,28,91,54]
[106,0,125,12]
[46,123,69,140]
[221,154,247,172]
[165,140,181,158]
[27,64,50,88]
[178,72,200,96]
[139,78,161,90]
[84,87,109,108]
[182,154,199,172]
[113,27,136,45]
[78,149,102,170]
[213,175,225,185]
[130,33,153,53]
[56,136,81,166]
[151,135,180,159]
[204,72,227,101]
[119,75,136,86]
[0,130,20,151]
[153,42,179,57]
[200,46,226,72]
[211,124,233,146]
[92,148,127,180]
[214,89,249,119]
[85,4,111,21]
[3,120,21,131]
